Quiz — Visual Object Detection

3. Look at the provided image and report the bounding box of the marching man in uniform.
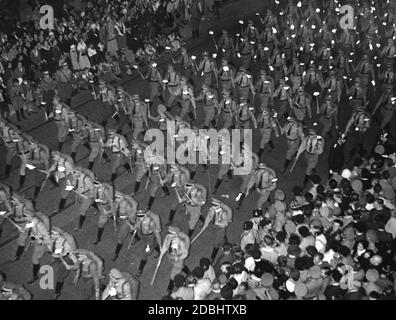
[38,70,57,117]
[320,95,339,138]
[164,64,180,109]
[49,151,75,214]
[324,70,342,103]
[104,127,132,185]
[177,76,197,121]
[372,86,396,130]
[348,78,367,111]
[217,92,237,129]
[343,107,372,162]
[145,62,164,104]
[245,163,278,210]
[254,70,274,113]
[68,113,88,162]
[85,121,107,171]
[235,97,257,131]
[112,192,138,261]
[291,87,312,124]
[197,52,218,87]
[197,198,233,263]
[49,96,71,152]
[256,108,280,160]
[102,268,139,300]
[294,128,325,187]
[98,81,116,113]
[165,163,191,227]
[234,66,255,101]
[15,134,35,191]
[68,167,96,231]
[54,62,74,106]
[131,209,162,277]
[0,121,20,178]
[217,59,235,95]
[195,84,219,128]
[130,94,149,140]
[184,182,208,238]
[93,182,115,245]
[272,78,292,123]
[218,30,236,61]
[159,226,190,295]
[24,139,50,203]
[64,249,104,300]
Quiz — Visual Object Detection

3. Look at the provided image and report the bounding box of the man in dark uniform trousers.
[54,62,74,106]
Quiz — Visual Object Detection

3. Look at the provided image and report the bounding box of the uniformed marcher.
[197,52,218,87]
[355,55,375,92]
[49,96,71,151]
[195,84,219,128]
[165,163,191,226]
[102,268,139,300]
[176,47,196,79]
[184,182,207,238]
[65,249,104,300]
[68,167,96,231]
[129,94,149,140]
[234,67,255,101]
[291,87,312,123]
[379,62,394,93]
[176,76,197,121]
[164,64,180,109]
[98,81,116,109]
[111,192,138,261]
[295,128,325,187]
[104,127,132,184]
[245,163,278,210]
[0,121,20,178]
[254,70,274,112]
[200,198,233,263]
[272,78,292,123]
[15,134,35,191]
[237,36,253,69]
[85,121,107,171]
[149,104,175,132]
[9,79,26,122]
[235,97,257,130]
[218,30,236,61]
[145,61,164,104]
[217,92,237,129]
[257,108,279,159]
[320,95,339,138]
[324,70,342,103]
[38,70,57,116]
[348,78,367,111]
[68,113,88,162]
[287,57,304,94]
[54,62,75,105]
[372,87,396,129]
[217,59,235,95]
[24,139,50,203]
[0,183,12,237]
[160,226,190,295]
[50,227,78,299]
[130,210,162,277]
[343,107,372,161]
[92,182,115,245]
[280,116,305,173]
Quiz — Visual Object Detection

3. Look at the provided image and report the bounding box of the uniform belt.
[112,151,120,154]
[287,137,298,141]
[168,84,178,87]
[220,79,231,82]
[238,85,249,88]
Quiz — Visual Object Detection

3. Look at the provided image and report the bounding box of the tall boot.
[4,164,12,178]
[58,142,64,152]
[258,148,264,160]
[190,170,196,180]
[110,173,117,184]
[123,163,131,172]
[94,227,104,245]
[136,259,147,277]
[112,243,122,261]
[9,245,25,262]
[210,247,220,263]
[182,266,190,275]
[167,209,176,226]
[20,109,27,119]
[199,215,205,224]
[213,178,222,194]
[83,142,91,150]
[167,280,174,295]
[17,175,26,191]
[281,159,291,173]
[188,228,194,238]
[33,186,41,200]
[27,263,40,284]
[188,111,195,120]
[71,152,76,162]
[88,161,94,170]
[226,170,233,180]
[53,281,64,299]
[16,110,22,122]
[236,193,246,209]
[201,164,208,172]
[268,140,275,152]
[55,198,67,213]
[161,186,170,197]
[75,215,86,231]
[303,175,310,188]
[133,181,141,194]
[147,196,155,209]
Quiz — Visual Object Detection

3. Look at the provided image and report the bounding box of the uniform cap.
[110,268,123,279]
[168,226,180,234]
